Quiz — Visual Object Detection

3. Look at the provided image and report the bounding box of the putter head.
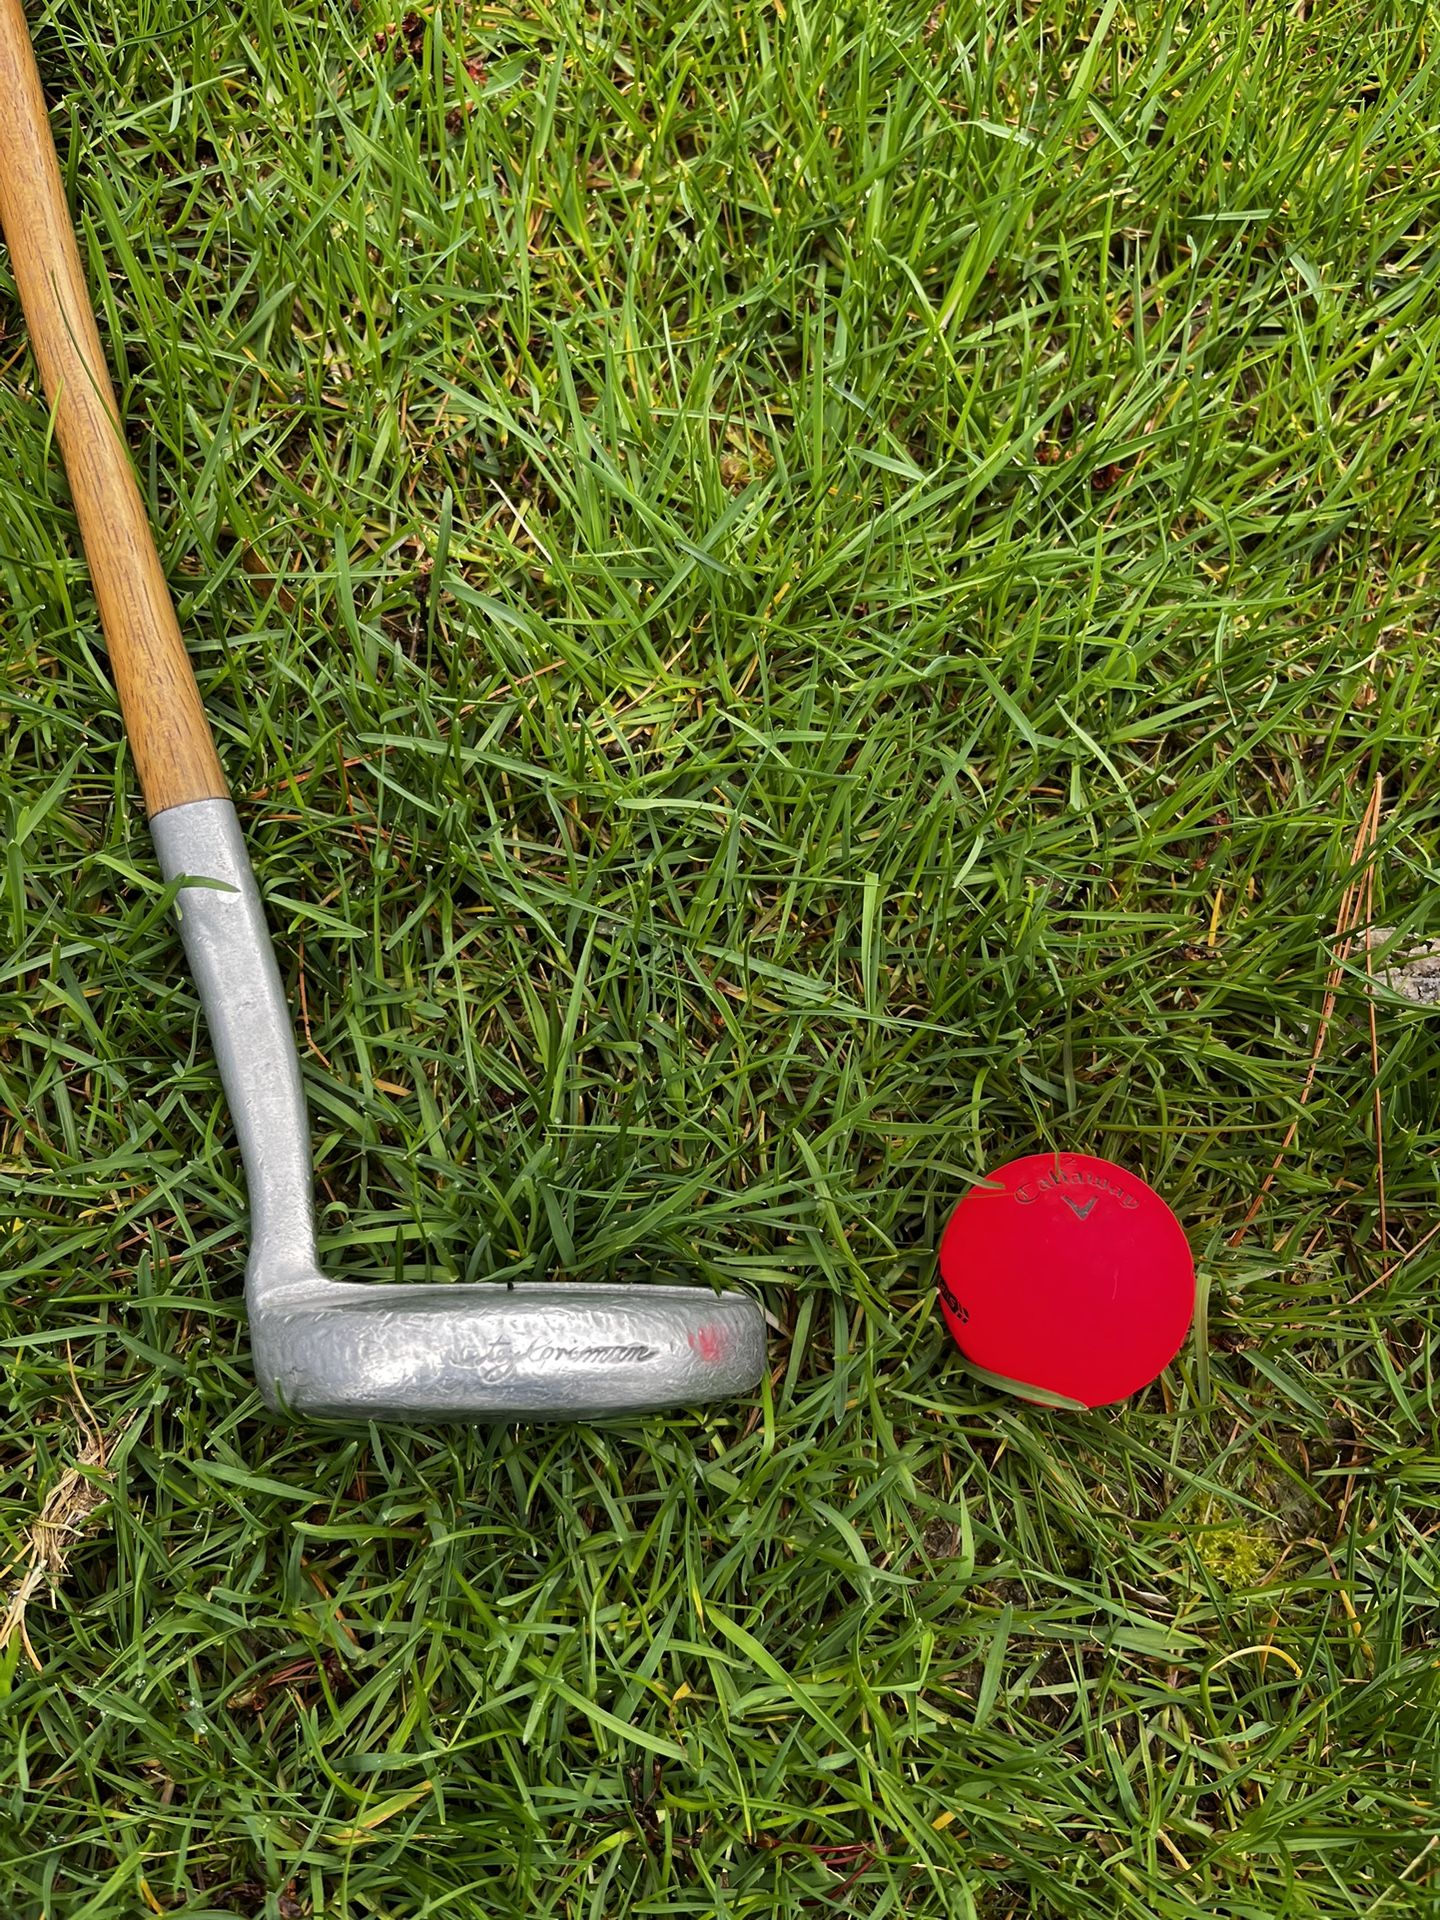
[151,800,766,1423]
[249,1274,766,1422]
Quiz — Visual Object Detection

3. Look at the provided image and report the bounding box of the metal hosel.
[150,797,324,1307]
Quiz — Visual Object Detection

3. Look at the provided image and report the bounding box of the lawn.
[3,0,1440,1912]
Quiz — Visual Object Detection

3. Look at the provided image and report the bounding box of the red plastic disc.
[938,1153,1193,1408]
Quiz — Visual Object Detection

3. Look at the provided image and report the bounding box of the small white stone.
[1369,929,1440,1005]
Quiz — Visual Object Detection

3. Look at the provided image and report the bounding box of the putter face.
[150,800,766,1422]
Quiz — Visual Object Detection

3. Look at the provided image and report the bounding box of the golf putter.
[0,0,766,1420]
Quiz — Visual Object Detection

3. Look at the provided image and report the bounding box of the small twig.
[296,936,334,1071]
[246,751,379,803]
[1362,797,1387,1250]
[337,751,370,857]
[1231,775,1384,1247]
[1349,1217,1440,1305]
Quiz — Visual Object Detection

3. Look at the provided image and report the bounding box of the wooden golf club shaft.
[0,0,227,815]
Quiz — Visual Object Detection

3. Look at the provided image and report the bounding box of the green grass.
[4,0,1440,1911]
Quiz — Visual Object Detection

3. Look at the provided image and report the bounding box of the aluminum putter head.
[151,798,767,1423]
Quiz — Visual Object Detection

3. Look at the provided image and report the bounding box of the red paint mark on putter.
[937,1152,1194,1408]
[690,1325,726,1365]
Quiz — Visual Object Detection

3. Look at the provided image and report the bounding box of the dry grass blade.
[0,1418,122,1671]
[1230,774,1385,1249]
